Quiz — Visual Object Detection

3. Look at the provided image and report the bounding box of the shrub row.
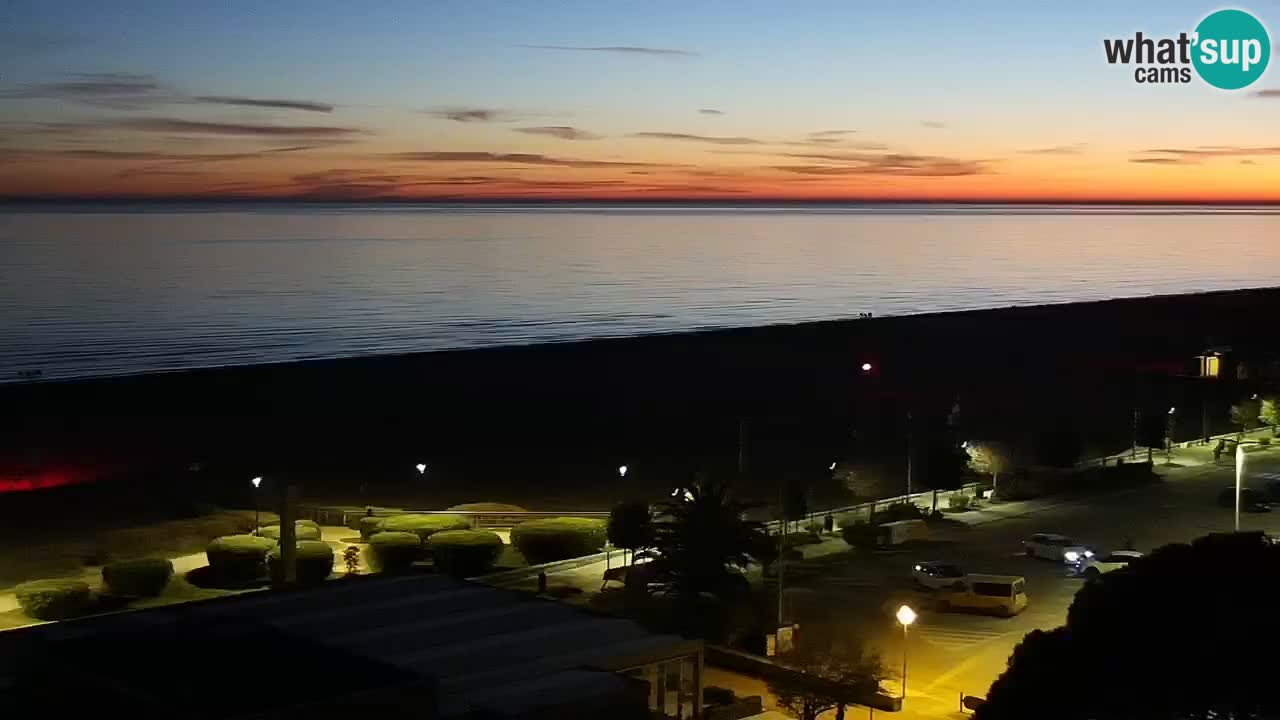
[268,541,334,584]
[427,530,504,577]
[14,579,92,620]
[365,531,423,573]
[102,558,174,597]
[510,517,607,565]
[255,520,322,542]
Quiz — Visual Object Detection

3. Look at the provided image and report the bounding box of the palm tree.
[647,474,772,598]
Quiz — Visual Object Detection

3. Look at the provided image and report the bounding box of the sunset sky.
[1,0,1278,202]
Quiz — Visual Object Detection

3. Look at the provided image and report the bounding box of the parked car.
[1074,549,1143,579]
[1216,487,1271,512]
[912,561,966,590]
[934,574,1029,617]
[1023,533,1091,563]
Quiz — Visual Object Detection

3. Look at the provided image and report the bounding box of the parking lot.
[780,445,1280,718]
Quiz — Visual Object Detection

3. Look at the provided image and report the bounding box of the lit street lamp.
[896,604,917,702]
[415,463,427,475]
[618,465,628,478]
[1236,442,1247,532]
[250,476,263,532]
[861,362,873,372]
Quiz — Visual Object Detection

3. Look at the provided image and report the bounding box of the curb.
[476,549,614,585]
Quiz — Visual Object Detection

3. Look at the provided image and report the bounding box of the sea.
[2,203,1278,383]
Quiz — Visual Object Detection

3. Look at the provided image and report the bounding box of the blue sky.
[2,1,1277,200]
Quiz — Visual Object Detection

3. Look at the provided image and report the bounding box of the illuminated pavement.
[776,441,1280,718]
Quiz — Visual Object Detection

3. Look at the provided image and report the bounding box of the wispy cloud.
[1019,144,1087,155]
[1,72,339,114]
[770,151,988,177]
[0,72,174,109]
[808,129,857,138]
[388,151,670,168]
[921,120,947,129]
[629,132,762,145]
[1131,146,1280,164]
[513,126,601,140]
[427,107,520,123]
[519,44,697,57]
[193,95,334,112]
[698,108,724,115]
[107,118,364,138]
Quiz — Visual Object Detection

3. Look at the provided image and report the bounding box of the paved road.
[777,445,1280,718]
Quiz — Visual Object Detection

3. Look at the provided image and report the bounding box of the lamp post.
[1166,407,1177,458]
[250,476,263,532]
[618,465,628,478]
[895,604,917,702]
[1236,442,1246,532]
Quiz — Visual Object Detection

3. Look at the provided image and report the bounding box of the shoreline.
[6,283,1278,392]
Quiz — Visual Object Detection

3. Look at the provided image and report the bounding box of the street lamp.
[1166,407,1177,456]
[861,362,873,372]
[250,476,263,532]
[895,604,917,702]
[1236,442,1247,532]
[618,465,628,478]
[415,463,427,475]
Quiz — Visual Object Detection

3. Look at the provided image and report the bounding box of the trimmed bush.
[1259,437,1272,447]
[268,540,335,585]
[365,531,423,573]
[206,534,275,581]
[427,530,504,577]
[15,579,91,620]
[255,521,322,542]
[873,503,928,523]
[102,558,174,597]
[359,516,385,541]
[781,531,821,550]
[510,517,607,565]
[446,502,528,513]
[841,522,878,549]
[704,686,736,705]
[379,514,471,542]
[948,494,972,511]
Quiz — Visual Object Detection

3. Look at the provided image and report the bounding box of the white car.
[1074,549,1143,579]
[1023,533,1091,564]
[912,561,967,590]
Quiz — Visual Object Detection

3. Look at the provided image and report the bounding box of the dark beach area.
[2,285,1278,522]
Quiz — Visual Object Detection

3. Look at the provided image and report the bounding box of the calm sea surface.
[2,203,1278,382]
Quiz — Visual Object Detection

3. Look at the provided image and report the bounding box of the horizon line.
[3,196,1280,207]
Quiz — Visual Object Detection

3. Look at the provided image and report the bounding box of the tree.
[966,441,1012,494]
[606,500,653,565]
[1260,397,1279,437]
[1230,397,1261,439]
[646,474,772,599]
[978,532,1280,720]
[767,633,886,720]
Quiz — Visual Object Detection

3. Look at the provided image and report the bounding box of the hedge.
[256,521,322,542]
[206,534,276,581]
[841,522,878,549]
[379,514,471,542]
[268,540,335,585]
[15,579,91,620]
[102,558,174,597]
[427,530,504,577]
[365,531,423,573]
[359,516,385,541]
[510,517,607,565]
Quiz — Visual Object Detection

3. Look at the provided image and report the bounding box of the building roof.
[0,574,699,719]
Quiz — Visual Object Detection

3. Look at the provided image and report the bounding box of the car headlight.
[1084,550,1094,558]
[1064,551,1080,563]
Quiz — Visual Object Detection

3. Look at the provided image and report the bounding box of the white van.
[877,519,929,546]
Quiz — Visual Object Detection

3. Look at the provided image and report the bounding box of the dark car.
[1217,487,1271,512]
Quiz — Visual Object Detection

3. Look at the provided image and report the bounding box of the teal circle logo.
[1192,9,1270,89]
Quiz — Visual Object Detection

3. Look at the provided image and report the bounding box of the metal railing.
[298,506,609,529]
